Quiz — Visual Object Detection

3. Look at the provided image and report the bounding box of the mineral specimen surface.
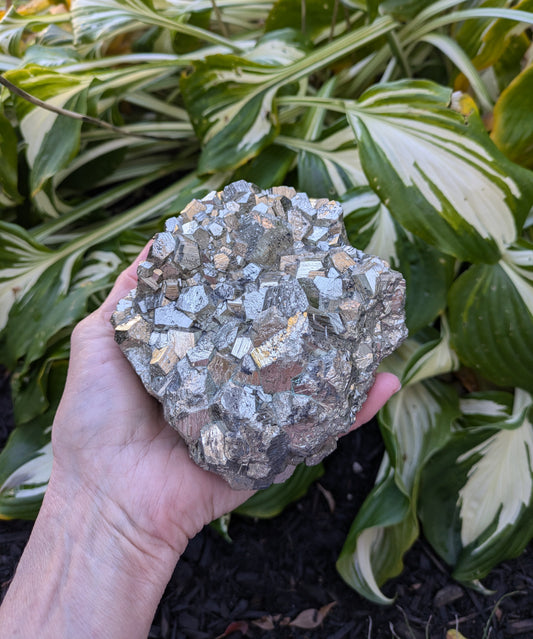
[112,181,407,489]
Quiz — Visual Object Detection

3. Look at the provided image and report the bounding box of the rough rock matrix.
[112,181,407,489]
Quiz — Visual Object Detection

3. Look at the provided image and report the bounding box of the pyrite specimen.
[112,181,407,489]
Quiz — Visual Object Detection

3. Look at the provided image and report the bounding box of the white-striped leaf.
[346,80,533,263]
[182,17,397,173]
[337,460,417,605]
[0,7,68,56]
[277,128,367,200]
[0,416,53,520]
[71,0,234,50]
[449,252,533,392]
[0,222,78,332]
[402,317,460,386]
[5,67,91,199]
[419,389,533,582]
[337,377,459,603]
[181,32,308,173]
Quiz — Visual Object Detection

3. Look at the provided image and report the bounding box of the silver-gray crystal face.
[112,181,407,489]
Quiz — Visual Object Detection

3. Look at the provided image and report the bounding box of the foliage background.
[0,0,532,603]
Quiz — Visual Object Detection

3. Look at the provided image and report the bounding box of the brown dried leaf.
[289,601,337,629]
[251,616,276,631]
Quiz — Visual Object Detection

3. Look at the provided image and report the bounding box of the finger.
[100,241,153,318]
[350,372,401,431]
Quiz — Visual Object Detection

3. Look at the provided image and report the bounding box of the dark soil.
[1,368,533,639]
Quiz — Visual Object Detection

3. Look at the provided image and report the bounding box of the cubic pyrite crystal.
[112,181,407,489]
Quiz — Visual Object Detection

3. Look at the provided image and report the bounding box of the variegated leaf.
[0,222,78,332]
[337,376,459,603]
[71,0,234,50]
[346,80,533,263]
[337,460,416,605]
[402,317,460,386]
[343,188,454,333]
[4,66,91,199]
[277,127,366,200]
[0,111,22,206]
[0,410,54,520]
[182,17,397,172]
[419,389,533,582]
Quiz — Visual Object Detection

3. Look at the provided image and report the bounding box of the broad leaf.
[278,127,366,200]
[419,389,533,582]
[336,461,416,605]
[402,318,459,387]
[347,80,533,263]
[235,462,324,519]
[448,254,533,392]
[0,222,76,332]
[0,420,52,520]
[0,262,101,372]
[491,64,533,169]
[337,376,459,603]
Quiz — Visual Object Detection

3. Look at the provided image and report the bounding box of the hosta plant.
[1,0,533,604]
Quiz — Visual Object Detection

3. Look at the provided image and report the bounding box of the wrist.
[0,469,180,639]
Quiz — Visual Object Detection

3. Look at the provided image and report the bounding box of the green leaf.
[402,317,459,387]
[448,257,533,392]
[380,0,436,21]
[181,33,308,174]
[337,377,459,603]
[0,221,74,332]
[336,462,416,605]
[347,80,533,263]
[11,350,68,425]
[234,143,295,189]
[235,462,324,519]
[419,389,533,582]
[379,378,459,492]
[279,128,366,200]
[182,17,397,173]
[0,110,22,206]
[0,261,100,372]
[0,418,52,520]
[396,231,455,335]
[4,66,91,198]
[491,64,533,170]
[71,0,235,50]
[466,0,533,70]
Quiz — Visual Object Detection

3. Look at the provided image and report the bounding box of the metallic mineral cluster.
[112,180,407,489]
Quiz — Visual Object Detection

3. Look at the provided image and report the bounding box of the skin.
[0,245,401,638]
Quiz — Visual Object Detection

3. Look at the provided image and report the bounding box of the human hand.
[51,242,401,562]
[0,244,401,639]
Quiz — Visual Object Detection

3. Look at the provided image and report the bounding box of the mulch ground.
[1,367,533,638]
